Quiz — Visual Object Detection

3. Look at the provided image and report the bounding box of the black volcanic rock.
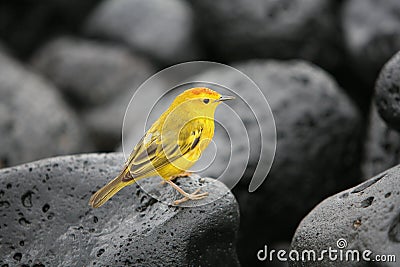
[375,50,400,131]
[0,153,240,266]
[173,60,362,266]
[362,106,400,180]
[82,77,165,151]
[84,0,200,64]
[290,167,400,267]
[32,37,154,107]
[0,49,92,168]
[362,51,400,180]
[190,0,343,70]
[0,0,98,59]
[31,37,157,151]
[342,0,400,85]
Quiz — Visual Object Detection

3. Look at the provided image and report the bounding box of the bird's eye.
[203,99,210,104]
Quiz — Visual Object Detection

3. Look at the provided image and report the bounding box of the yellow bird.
[89,87,234,208]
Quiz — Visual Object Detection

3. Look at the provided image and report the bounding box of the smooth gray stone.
[84,0,200,64]
[83,78,165,151]
[31,37,157,150]
[375,50,400,131]
[32,37,154,107]
[0,49,92,168]
[362,106,400,180]
[190,0,343,71]
[0,1,98,58]
[342,0,400,85]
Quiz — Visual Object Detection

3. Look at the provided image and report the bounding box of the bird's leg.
[160,171,192,185]
[165,179,208,205]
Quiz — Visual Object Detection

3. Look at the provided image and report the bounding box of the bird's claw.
[173,188,209,205]
[161,172,192,185]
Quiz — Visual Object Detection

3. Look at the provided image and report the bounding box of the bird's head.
[171,87,234,116]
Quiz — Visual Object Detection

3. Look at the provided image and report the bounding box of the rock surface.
[154,60,363,266]
[0,0,98,58]
[375,50,400,131]
[82,78,165,151]
[32,37,158,151]
[342,0,400,84]
[233,60,362,266]
[290,167,400,267]
[362,106,400,180]
[190,0,343,70]
[84,0,199,64]
[0,49,92,168]
[31,37,157,151]
[32,37,154,107]
[0,153,240,266]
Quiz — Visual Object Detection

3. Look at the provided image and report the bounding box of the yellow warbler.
[89,87,234,208]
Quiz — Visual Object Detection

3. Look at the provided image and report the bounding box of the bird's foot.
[160,171,192,185]
[171,171,193,179]
[173,188,209,205]
[164,179,208,205]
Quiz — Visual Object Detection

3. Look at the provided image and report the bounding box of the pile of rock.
[0,0,399,265]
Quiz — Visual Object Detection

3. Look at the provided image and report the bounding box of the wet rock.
[0,49,92,167]
[375,50,400,131]
[342,0,400,85]
[190,60,363,266]
[32,37,154,107]
[0,153,240,266]
[190,0,343,70]
[84,0,199,64]
[290,167,400,267]
[362,106,400,180]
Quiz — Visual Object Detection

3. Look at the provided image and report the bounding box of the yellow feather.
[89,87,233,207]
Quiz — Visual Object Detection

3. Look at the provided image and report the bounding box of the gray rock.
[0,153,240,266]
[0,49,92,168]
[190,0,343,70]
[342,0,400,84]
[83,78,165,151]
[31,37,157,150]
[84,0,200,64]
[189,60,362,266]
[264,242,290,267]
[83,90,131,150]
[32,37,154,107]
[111,60,363,266]
[0,0,98,58]
[375,50,400,131]
[290,167,400,267]
[362,106,400,180]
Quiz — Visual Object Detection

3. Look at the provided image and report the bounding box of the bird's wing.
[122,123,203,181]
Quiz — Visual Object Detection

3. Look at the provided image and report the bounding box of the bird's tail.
[89,170,135,208]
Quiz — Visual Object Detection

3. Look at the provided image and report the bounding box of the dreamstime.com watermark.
[257,238,396,263]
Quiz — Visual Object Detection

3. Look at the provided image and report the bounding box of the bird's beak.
[215,95,235,102]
